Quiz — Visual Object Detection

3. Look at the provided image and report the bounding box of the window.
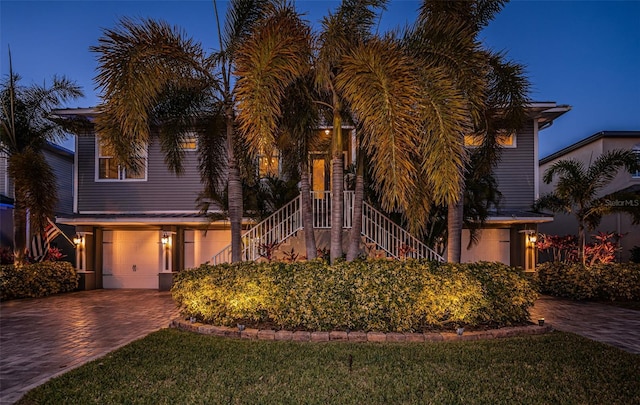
[180,132,198,151]
[96,137,147,181]
[633,145,640,179]
[464,131,517,148]
[258,154,279,177]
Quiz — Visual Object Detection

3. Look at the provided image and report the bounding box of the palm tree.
[535,149,639,262]
[0,51,83,265]
[91,0,268,263]
[236,0,391,263]
[404,0,530,263]
[237,0,478,262]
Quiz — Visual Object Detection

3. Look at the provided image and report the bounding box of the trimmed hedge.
[537,262,640,301]
[172,260,537,332]
[0,261,79,301]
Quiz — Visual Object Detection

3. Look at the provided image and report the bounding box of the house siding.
[77,135,207,213]
[0,152,13,199]
[44,146,74,216]
[493,121,536,210]
[538,132,640,262]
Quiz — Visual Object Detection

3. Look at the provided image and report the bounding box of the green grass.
[18,329,640,405]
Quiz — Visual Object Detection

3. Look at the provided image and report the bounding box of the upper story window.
[96,136,148,181]
[180,132,198,151]
[464,131,517,148]
[633,145,640,179]
[258,154,280,178]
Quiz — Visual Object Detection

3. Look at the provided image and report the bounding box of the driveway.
[1,291,638,404]
[0,290,180,405]
[530,295,640,354]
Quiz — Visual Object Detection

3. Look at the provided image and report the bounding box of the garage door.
[103,230,161,289]
[461,228,510,265]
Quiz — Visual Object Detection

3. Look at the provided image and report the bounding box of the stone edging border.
[170,318,553,343]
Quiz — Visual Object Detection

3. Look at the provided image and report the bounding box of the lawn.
[17,329,640,405]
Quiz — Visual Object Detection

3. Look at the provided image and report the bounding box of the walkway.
[530,295,640,354]
[0,290,179,405]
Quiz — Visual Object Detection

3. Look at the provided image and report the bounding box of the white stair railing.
[211,190,444,263]
[361,202,445,262]
[211,195,302,264]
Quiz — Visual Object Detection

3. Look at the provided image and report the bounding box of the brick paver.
[530,295,640,354]
[0,290,179,405]
[1,291,638,404]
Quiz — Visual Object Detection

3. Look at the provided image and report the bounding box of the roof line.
[540,131,640,164]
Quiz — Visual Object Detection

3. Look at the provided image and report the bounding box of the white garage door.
[461,228,511,265]
[103,230,161,289]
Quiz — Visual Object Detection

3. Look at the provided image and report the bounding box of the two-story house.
[0,143,76,261]
[54,101,569,290]
[539,131,640,262]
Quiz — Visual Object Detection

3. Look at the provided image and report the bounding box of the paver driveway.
[530,295,640,354]
[0,290,179,404]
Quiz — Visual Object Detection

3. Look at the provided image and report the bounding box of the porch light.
[161,232,170,246]
[73,234,84,246]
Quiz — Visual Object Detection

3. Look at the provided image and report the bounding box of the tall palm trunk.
[300,164,317,260]
[330,102,344,263]
[12,194,27,266]
[578,220,586,265]
[347,148,364,261]
[447,193,464,263]
[225,105,243,263]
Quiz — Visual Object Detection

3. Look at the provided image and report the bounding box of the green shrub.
[172,260,537,332]
[537,262,640,301]
[0,261,79,301]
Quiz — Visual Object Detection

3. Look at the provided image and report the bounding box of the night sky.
[2,0,639,157]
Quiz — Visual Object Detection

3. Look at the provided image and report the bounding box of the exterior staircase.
[211,191,444,264]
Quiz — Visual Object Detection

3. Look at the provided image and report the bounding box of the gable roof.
[540,131,640,165]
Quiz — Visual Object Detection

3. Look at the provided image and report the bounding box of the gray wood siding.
[77,136,207,212]
[44,148,74,216]
[492,121,536,210]
[0,152,9,198]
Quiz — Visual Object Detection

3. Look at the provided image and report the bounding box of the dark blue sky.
[2,0,639,157]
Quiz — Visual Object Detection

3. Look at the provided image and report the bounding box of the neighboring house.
[539,131,640,262]
[0,143,76,260]
[54,101,569,290]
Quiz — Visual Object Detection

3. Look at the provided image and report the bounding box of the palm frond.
[7,150,57,233]
[197,111,228,199]
[235,2,312,158]
[336,37,422,211]
[587,149,639,190]
[221,0,271,57]
[91,17,210,171]
[417,65,471,206]
[316,0,388,91]
[532,192,571,214]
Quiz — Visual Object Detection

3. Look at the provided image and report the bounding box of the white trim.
[79,210,205,215]
[632,145,640,179]
[73,135,79,213]
[534,119,540,200]
[94,135,148,182]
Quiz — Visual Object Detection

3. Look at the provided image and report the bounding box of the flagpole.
[47,218,75,247]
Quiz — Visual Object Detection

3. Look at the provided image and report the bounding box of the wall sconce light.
[324,129,330,135]
[73,234,84,246]
[519,229,537,248]
[161,232,170,246]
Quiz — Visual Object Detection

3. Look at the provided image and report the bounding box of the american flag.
[30,219,62,262]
